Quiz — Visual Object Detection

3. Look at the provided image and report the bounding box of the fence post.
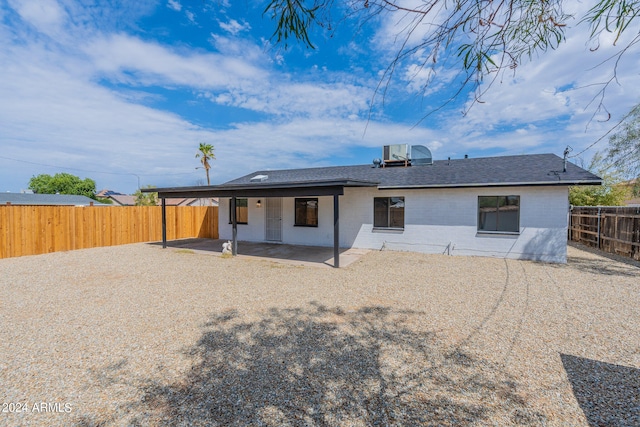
[568,206,572,241]
[631,208,640,259]
[614,208,619,255]
[596,207,601,249]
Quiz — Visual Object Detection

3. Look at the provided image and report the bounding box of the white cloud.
[367,0,640,160]
[167,0,181,12]
[0,3,436,192]
[80,32,374,120]
[9,0,66,36]
[209,81,371,118]
[451,20,640,154]
[219,19,250,36]
[84,33,268,88]
[0,42,214,189]
[208,118,444,176]
[209,34,267,63]
[3,0,636,195]
[0,29,444,192]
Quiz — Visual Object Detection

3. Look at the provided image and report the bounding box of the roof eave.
[377,180,603,190]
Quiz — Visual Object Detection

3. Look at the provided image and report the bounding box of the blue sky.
[1,0,639,194]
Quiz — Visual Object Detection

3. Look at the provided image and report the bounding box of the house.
[107,194,137,206]
[96,189,125,198]
[0,193,106,206]
[160,197,217,207]
[147,148,601,265]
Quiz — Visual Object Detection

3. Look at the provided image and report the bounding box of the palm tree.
[195,143,215,185]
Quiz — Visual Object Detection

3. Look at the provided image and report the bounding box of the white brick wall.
[218,185,570,262]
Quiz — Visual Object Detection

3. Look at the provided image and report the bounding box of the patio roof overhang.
[144,178,379,268]
[144,178,379,199]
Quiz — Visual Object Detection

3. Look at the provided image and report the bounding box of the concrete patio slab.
[152,238,369,268]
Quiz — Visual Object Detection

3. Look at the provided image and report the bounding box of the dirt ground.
[0,241,638,426]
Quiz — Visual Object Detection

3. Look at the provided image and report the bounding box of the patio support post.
[334,193,339,268]
[231,196,238,256]
[161,197,167,249]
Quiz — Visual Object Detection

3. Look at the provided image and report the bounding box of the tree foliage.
[196,143,215,186]
[569,152,630,206]
[28,173,97,199]
[263,0,640,112]
[264,0,321,48]
[569,183,629,206]
[134,185,158,206]
[585,0,640,45]
[606,103,640,179]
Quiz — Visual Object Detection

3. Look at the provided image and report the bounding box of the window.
[374,197,405,229]
[295,198,318,227]
[478,196,520,233]
[228,198,248,224]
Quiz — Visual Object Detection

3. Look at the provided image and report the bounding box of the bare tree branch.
[262,0,639,122]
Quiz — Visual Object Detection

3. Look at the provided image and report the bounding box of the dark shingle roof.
[223,154,601,188]
[0,193,105,206]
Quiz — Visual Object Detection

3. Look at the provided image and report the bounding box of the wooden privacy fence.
[569,206,640,261]
[0,205,218,259]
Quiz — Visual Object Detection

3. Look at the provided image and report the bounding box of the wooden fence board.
[0,205,218,259]
[570,206,640,261]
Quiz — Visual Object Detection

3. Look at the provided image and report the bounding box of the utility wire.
[569,106,637,159]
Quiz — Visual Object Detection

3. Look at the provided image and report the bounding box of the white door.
[265,198,282,242]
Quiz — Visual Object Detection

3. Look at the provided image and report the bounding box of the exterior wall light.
[256,200,262,208]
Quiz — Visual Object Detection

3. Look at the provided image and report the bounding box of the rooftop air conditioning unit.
[410,145,433,165]
[382,144,409,162]
[383,144,409,165]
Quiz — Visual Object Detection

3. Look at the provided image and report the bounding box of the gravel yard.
[1,241,638,426]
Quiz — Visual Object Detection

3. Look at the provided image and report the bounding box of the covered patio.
[154,238,368,268]
[143,179,378,268]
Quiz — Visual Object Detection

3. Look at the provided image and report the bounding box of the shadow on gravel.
[567,241,640,270]
[561,354,640,427]
[560,255,640,278]
[148,239,352,267]
[128,303,545,426]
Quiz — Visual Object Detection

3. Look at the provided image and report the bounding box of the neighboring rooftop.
[96,189,125,198]
[618,179,640,207]
[107,195,137,206]
[107,194,207,206]
[0,193,105,206]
